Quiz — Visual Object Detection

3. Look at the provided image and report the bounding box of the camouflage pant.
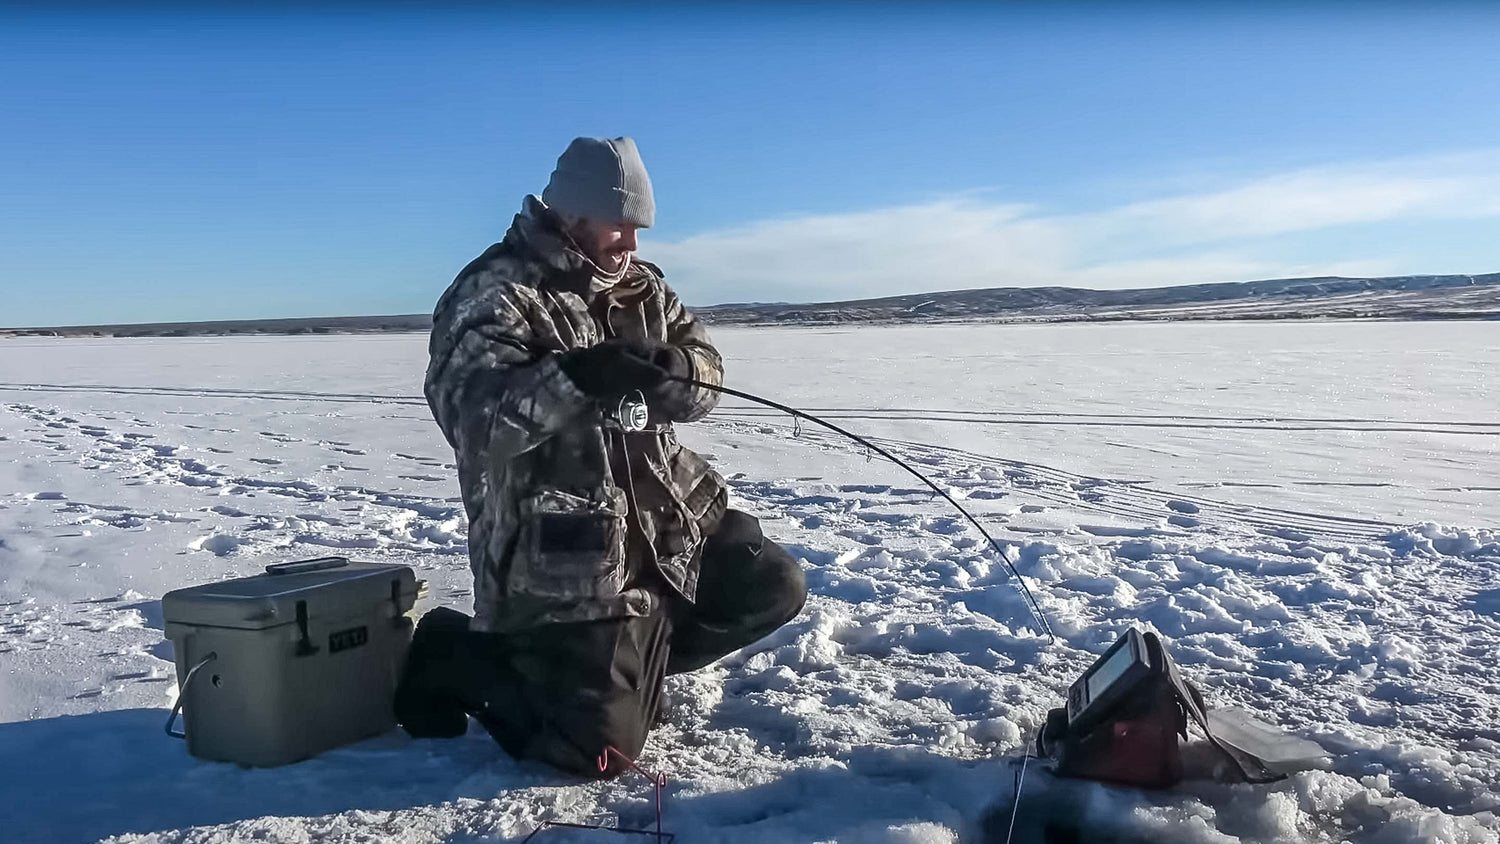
[394,510,807,777]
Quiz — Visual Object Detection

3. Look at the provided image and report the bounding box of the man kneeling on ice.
[400,136,807,776]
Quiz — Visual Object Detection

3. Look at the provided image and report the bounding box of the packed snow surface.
[0,321,1496,843]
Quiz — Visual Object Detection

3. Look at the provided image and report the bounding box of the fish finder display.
[1067,627,1154,729]
[1086,644,1136,701]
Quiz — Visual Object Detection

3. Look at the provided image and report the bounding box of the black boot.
[394,607,473,738]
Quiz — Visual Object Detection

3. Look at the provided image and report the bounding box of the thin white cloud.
[649,200,1066,304]
[1088,152,1500,247]
[646,151,1500,304]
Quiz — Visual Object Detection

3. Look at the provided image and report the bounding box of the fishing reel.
[604,389,651,432]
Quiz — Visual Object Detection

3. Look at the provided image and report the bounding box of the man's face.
[572,218,639,273]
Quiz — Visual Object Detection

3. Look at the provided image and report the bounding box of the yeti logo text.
[328,626,369,653]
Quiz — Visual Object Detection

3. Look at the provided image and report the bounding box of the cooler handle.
[266,556,349,576]
[165,651,219,740]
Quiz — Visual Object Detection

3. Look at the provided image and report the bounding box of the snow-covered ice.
[0,321,1496,843]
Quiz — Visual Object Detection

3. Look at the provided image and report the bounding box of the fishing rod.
[670,375,1057,645]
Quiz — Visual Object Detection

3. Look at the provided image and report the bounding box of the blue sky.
[3,4,1499,326]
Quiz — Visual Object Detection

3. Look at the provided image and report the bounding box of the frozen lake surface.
[0,322,1496,843]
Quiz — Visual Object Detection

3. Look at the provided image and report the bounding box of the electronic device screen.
[1085,643,1136,702]
[1067,627,1154,729]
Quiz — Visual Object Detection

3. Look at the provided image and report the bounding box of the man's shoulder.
[454,241,545,289]
[455,240,553,294]
[433,242,552,326]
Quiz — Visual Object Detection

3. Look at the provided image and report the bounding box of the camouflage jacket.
[425,197,726,632]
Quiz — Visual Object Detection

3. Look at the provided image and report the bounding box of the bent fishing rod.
[668,375,1057,645]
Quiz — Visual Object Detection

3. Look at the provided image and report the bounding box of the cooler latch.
[294,600,319,657]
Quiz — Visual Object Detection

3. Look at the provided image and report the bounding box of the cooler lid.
[162,557,419,631]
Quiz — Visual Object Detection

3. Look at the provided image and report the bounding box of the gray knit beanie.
[541,137,655,228]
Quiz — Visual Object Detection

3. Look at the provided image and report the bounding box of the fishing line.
[671,376,1056,645]
[1005,749,1033,844]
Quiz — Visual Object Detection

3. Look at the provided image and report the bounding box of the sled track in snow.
[713,405,1500,437]
[3,384,1498,435]
[0,381,1406,540]
[0,382,430,406]
[875,434,1397,539]
[705,417,1399,543]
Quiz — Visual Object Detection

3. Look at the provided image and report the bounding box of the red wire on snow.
[598,745,669,842]
[520,747,672,843]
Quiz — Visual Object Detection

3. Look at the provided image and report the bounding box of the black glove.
[558,338,671,401]
[639,340,692,385]
[559,338,697,415]
[619,340,700,423]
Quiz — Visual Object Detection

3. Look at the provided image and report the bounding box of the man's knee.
[703,509,807,620]
[703,508,765,555]
[757,537,807,623]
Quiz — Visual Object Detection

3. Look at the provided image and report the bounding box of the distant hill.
[0,313,432,338]
[4,273,1497,337]
[696,272,1500,325]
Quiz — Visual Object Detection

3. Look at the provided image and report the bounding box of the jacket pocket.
[507,488,627,601]
[668,447,719,516]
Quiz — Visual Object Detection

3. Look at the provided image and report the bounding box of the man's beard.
[595,249,629,271]
[562,219,631,276]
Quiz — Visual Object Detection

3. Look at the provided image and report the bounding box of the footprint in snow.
[190,534,245,556]
[1259,526,1311,542]
[837,528,883,546]
[924,517,966,535]
[1167,499,1201,514]
[1079,524,1163,538]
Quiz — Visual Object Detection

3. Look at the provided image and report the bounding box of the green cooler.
[162,557,422,767]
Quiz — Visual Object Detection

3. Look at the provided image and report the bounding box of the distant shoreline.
[4,312,1496,340]
[5,271,1496,338]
